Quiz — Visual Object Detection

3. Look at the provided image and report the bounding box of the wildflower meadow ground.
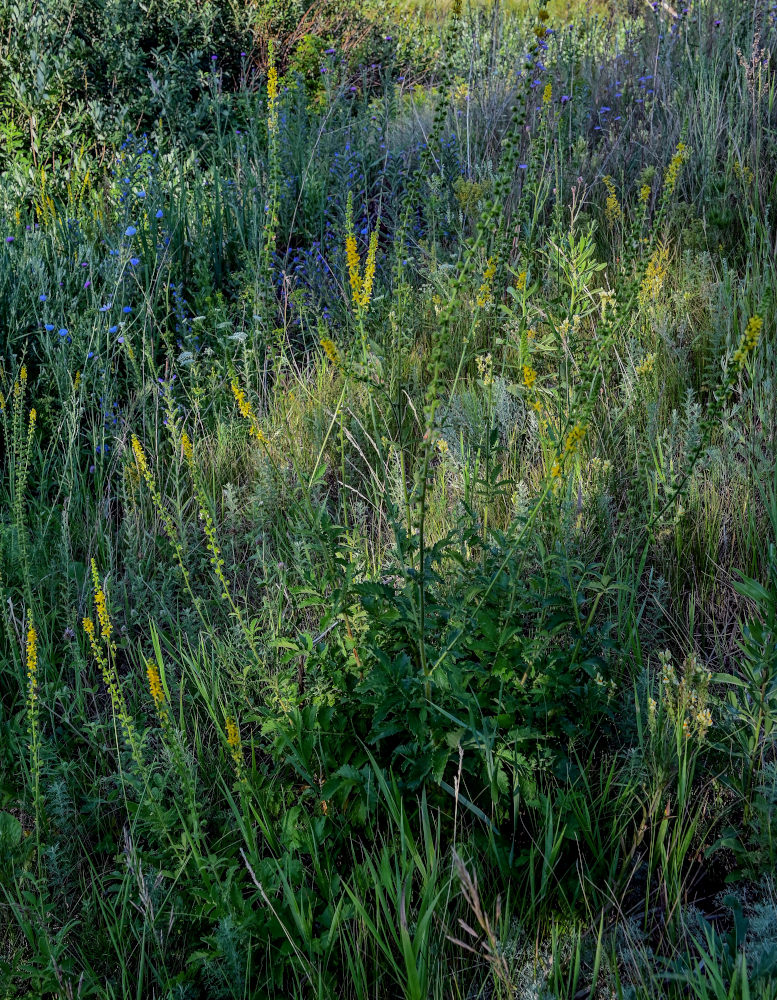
[1,0,777,997]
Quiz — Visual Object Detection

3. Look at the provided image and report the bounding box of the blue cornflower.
[125,225,137,237]
[130,257,140,266]
[122,305,132,313]
[109,325,118,333]
[155,209,163,218]
[59,328,68,337]
[39,293,47,302]
[45,324,55,331]
[137,190,146,198]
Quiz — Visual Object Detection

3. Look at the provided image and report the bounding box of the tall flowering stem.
[25,613,43,866]
[83,561,144,773]
[262,41,282,331]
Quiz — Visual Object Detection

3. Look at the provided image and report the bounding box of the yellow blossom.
[664,142,690,196]
[635,353,656,378]
[321,338,339,364]
[230,378,266,441]
[267,62,279,136]
[732,314,762,366]
[91,559,112,643]
[181,430,194,464]
[602,175,621,225]
[476,257,497,307]
[26,622,38,685]
[564,422,587,453]
[225,715,243,777]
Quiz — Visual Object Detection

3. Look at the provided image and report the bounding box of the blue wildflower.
[125,225,137,237]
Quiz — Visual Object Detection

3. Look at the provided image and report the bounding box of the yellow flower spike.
[564,422,587,454]
[90,560,112,644]
[320,338,339,364]
[732,314,763,367]
[639,183,651,204]
[146,661,169,729]
[522,364,537,390]
[542,83,552,106]
[602,176,621,225]
[664,142,690,196]
[230,378,265,441]
[640,243,669,305]
[267,62,279,136]
[181,430,194,464]
[26,622,38,685]
[358,226,380,310]
[343,192,380,313]
[476,257,497,308]
[131,434,149,478]
[225,715,243,779]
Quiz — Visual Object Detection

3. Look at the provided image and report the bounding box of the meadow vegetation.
[1,0,777,996]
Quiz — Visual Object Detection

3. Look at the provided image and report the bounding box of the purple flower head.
[5,236,13,243]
